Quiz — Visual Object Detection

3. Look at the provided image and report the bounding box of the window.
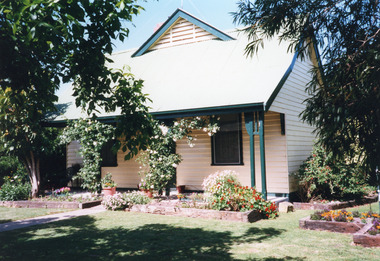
[212,114,243,165]
[101,140,117,167]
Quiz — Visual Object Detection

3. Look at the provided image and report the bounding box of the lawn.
[0,203,379,260]
[0,207,74,224]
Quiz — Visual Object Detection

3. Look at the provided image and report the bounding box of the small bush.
[102,191,151,211]
[202,170,278,218]
[0,176,30,201]
[295,143,370,202]
[310,211,323,220]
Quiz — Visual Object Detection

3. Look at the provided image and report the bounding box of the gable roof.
[132,8,234,57]
[53,10,309,123]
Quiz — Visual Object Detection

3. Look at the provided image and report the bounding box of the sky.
[113,0,240,52]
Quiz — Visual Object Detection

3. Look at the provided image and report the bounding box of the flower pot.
[146,190,153,198]
[102,187,116,196]
[177,185,185,194]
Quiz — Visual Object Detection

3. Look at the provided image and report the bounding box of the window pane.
[101,140,117,167]
[212,114,242,164]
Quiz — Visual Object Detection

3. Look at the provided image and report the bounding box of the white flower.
[93,141,97,146]
[174,122,179,126]
[172,163,178,168]
[189,144,194,148]
[159,125,168,136]
[150,185,154,189]
[203,128,207,132]
[173,138,177,142]
[208,132,212,136]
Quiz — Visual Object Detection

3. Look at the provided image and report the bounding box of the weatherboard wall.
[269,53,317,192]
[176,112,289,194]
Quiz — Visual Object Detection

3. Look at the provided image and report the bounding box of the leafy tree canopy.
[0,0,147,197]
[234,0,380,177]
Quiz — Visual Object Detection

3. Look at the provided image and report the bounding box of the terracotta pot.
[102,187,116,196]
[177,185,185,194]
[146,190,153,198]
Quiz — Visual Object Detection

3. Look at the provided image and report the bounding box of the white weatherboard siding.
[176,112,288,193]
[101,153,141,189]
[269,54,316,192]
[66,141,83,168]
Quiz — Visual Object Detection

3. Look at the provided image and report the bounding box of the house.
[54,9,319,199]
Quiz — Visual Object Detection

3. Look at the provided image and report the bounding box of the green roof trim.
[264,51,298,111]
[132,8,234,57]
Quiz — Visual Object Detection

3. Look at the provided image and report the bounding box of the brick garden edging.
[127,204,262,223]
[293,195,377,210]
[0,200,101,209]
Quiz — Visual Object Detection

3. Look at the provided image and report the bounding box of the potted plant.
[101,173,117,196]
[138,179,154,198]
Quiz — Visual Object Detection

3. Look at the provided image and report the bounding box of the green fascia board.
[46,103,264,126]
[265,35,323,112]
[264,51,298,112]
[151,103,264,120]
[132,8,235,57]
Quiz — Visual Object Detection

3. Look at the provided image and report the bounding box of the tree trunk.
[23,151,40,198]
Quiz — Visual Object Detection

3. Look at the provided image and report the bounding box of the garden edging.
[127,204,262,223]
[0,200,101,209]
[293,195,377,210]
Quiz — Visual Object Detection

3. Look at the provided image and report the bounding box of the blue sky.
[113,0,240,51]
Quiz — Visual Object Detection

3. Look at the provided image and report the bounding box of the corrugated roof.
[54,29,295,121]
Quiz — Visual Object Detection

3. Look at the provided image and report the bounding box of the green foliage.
[101,191,151,211]
[233,0,380,177]
[0,175,31,201]
[0,155,26,186]
[202,170,278,218]
[101,173,117,188]
[61,118,115,192]
[295,143,370,201]
[0,0,144,197]
[137,117,219,192]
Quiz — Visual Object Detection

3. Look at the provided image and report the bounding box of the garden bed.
[353,223,380,247]
[293,195,377,210]
[0,200,101,209]
[127,200,263,223]
[299,216,365,233]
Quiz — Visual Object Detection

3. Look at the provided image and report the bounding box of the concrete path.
[0,205,105,233]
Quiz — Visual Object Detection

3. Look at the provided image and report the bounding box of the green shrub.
[0,177,31,201]
[295,143,370,202]
[0,155,26,186]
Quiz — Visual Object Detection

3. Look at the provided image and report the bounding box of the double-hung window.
[212,113,243,165]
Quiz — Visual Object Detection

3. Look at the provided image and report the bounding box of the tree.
[233,0,380,178]
[0,0,147,197]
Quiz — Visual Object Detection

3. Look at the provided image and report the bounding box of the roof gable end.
[132,8,234,57]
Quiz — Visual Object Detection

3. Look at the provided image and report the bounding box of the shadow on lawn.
[0,215,288,261]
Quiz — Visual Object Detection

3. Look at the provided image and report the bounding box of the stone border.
[128,204,263,223]
[353,223,380,247]
[293,195,377,210]
[0,200,101,209]
[299,216,365,233]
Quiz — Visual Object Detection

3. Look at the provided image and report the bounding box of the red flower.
[221,197,224,200]
[251,205,254,209]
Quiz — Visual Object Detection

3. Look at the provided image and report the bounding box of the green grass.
[0,203,379,260]
[0,207,74,224]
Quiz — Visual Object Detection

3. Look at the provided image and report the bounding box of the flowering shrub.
[102,191,151,211]
[295,143,371,201]
[202,171,278,218]
[61,118,115,192]
[137,116,219,192]
[53,187,71,196]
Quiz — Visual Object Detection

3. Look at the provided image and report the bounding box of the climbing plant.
[61,118,115,192]
[137,116,219,193]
